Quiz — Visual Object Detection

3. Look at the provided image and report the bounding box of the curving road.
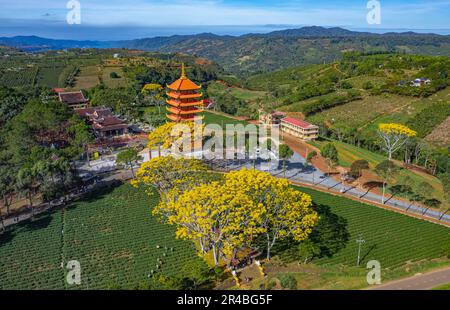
[369,267,450,290]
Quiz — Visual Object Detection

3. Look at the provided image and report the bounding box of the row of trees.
[132,157,319,266]
[0,88,93,218]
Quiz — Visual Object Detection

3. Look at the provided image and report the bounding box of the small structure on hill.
[259,110,286,126]
[280,117,319,141]
[58,90,89,109]
[411,78,431,87]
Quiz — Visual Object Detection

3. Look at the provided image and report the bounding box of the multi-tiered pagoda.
[166,64,204,122]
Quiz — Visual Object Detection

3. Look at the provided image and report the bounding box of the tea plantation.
[0,184,204,289]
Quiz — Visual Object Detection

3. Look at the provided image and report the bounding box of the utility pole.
[356,234,365,266]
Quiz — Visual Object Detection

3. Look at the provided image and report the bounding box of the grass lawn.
[432,283,450,290]
[202,111,248,127]
[0,183,206,289]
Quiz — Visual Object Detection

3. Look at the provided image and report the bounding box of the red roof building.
[280,117,319,141]
[166,64,203,122]
[58,91,89,109]
[76,107,129,138]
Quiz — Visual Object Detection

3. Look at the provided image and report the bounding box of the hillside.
[246,53,450,146]
[0,49,222,90]
[2,27,450,76]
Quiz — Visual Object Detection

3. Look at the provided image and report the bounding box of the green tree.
[417,181,434,199]
[350,159,369,179]
[297,239,320,264]
[424,198,441,210]
[279,144,294,177]
[110,72,120,79]
[181,260,211,289]
[116,148,142,178]
[321,143,339,174]
[0,164,16,215]
[279,274,298,290]
[16,167,36,209]
[375,160,399,204]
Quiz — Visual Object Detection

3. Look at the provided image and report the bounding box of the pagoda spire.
[181,63,186,79]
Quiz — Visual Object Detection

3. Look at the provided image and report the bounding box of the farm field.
[306,93,415,129]
[426,116,450,147]
[102,66,128,88]
[36,66,65,88]
[0,67,38,87]
[72,65,100,90]
[1,181,450,289]
[0,183,206,289]
[287,186,450,269]
[362,87,450,135]
[207,81,268,101]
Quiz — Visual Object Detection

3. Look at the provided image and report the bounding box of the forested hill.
[2,26,450,75]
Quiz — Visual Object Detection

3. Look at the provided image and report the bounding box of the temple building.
[166,64,204,122]
[57,90,89,109]
[75,107,129,138]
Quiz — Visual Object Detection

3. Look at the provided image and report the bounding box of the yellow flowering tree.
[378,123,417,160]
[223,169,319,260]
[164,169,318,265]
[164,181,263,266]
[147,122,204,156]
[132,156,208,205]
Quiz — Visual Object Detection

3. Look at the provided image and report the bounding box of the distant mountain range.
[2,26,450,75]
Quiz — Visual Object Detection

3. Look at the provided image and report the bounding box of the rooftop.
[167,63,202,91]
[58,91,88,105]
[281,117,318,129]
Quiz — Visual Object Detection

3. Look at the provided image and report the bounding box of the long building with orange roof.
[166,64,204,122]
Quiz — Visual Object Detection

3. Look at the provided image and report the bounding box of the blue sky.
[1,0,450,40]
[1,0,449,28]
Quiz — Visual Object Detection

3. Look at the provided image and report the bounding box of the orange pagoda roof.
[167,64,202,91]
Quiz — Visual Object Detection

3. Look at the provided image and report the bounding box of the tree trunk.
[212,244,219,266]
[266,234,272,260]
[28,192,33,208]
[382,182,386,204]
